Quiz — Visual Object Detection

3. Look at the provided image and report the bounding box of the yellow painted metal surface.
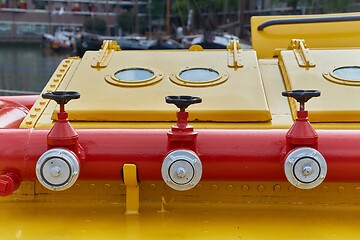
[44,49,270,123]
[22,53,360,129]
[2,181,360,239]
[279,48,360,122]
[251,12,360,58]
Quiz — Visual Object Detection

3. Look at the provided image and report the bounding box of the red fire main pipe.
[1,129,360,183]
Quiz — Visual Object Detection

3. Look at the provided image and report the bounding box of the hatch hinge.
[288,39,315,68]
[91,40,120,69]
[227,40,243,68]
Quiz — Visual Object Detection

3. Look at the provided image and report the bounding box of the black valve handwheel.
[282,90,320,103]
[42,91,80,105]
[165,95,202,110]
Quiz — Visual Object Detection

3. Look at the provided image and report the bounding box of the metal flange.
[284,147,327,189]
[36,148,80,191]
[162,149,202,191]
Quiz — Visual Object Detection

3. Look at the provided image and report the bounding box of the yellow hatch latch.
[91,40,120,69]
[123,163,139,214]
[227,40,243,68]
[288,39,316,68]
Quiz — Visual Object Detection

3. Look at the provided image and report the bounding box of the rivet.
[119,184,125,191]
[257,185,265,192]
[288,186,296,192]
[53,79,60,82]
[56,74,62,77]
[322,186,329,192]
[89,184,96,191]
[241,185,249,192]
[211,185,218,191]
[34,107,41,112]
[65,59,71,63]
[46,89,52,93]
[196,184,202,191]
[274,184,281,192]
[60,69,65,72]
[30,113,37,118]
[50,84,56,88]
[39,101,46,105]
[74,183,81,190]
[149,184,156,191]
[104,183,111,190]
[63,64,68,68]
[337,186,345,193]
[25,120,32,125]
[226,185,234,192]
[24,183,33,192]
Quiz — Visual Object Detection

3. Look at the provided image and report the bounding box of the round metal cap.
[162,150,202,191]
[284,147,327,189]
[36,148,80,191]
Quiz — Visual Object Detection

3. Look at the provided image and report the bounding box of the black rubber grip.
[165,95,202,110]
[282,90,320,103]
[257,15,360,31]
[42,91,80,105]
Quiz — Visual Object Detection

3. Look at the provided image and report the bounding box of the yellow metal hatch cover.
[55,50,271,123]
[279,48,360,122]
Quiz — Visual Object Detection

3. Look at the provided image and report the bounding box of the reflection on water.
[0,43,71,95]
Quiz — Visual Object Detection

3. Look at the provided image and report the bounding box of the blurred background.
[0,0,359,95]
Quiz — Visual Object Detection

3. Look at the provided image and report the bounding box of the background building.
[1,0,360,42]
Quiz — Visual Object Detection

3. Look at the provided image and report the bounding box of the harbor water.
[0,43,71,95]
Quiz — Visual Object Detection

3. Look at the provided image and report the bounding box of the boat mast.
[167,0,171,35]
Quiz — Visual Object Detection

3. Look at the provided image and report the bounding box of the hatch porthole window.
[324,66,360,86]
[115,68,154,82]
[179,68,219,82]
[332,66,360,81]
[170,67,228,87]
[105,67,163,87]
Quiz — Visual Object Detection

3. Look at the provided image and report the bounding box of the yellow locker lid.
[279,47,360,122]
[57,50,271,123]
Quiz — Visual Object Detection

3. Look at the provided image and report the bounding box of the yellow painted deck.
[2,181,360,239]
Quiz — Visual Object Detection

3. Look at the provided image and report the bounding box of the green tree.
[320,0,355,13]
[117,11,136,34]
[83,18,107,35]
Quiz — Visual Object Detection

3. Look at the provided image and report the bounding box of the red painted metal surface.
[0,100,28,128]
[47,104,81,155]
[167,110,198,151]
[0,95,37,110]
[286,110,318,152]
[0,129,360,185]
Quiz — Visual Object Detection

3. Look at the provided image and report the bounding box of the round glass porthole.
[115,68,154,82]
[323,66,360,86]
[105,67,163,87]
[170,67,228,87]
[332,66,360,81]
[179,68,219,83]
